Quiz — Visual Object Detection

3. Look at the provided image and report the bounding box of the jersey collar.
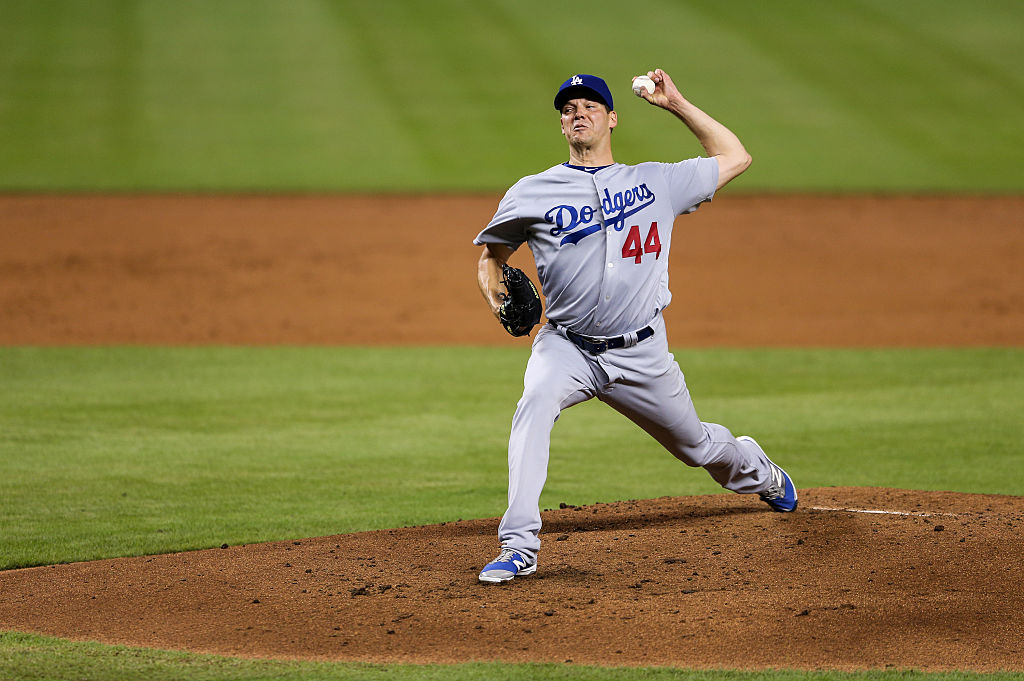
[562,162,613,174]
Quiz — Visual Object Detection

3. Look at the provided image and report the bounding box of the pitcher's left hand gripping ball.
[499,264,542,337]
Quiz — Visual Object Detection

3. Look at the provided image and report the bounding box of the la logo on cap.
[571,75,583,86]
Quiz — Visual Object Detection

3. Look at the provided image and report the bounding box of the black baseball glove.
[498,263,542,337]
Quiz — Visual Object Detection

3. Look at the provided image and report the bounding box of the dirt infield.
[1,194,1022,346]
[1,195,1022,670]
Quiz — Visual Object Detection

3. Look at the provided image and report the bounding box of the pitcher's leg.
[599,349,773,494]
[498,327,606,560]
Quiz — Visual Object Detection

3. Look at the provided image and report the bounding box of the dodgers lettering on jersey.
[474,158,718,337]
[548,182,656,245]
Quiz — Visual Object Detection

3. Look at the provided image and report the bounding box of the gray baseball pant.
[498,313,774,561]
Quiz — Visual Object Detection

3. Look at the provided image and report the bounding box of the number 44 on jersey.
[621,222,661,264]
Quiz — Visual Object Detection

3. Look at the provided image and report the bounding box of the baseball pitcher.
[474,70,798,584]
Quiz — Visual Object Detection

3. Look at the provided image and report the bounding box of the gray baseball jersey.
[474,158,718,337]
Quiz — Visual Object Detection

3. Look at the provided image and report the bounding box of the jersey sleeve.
[664,157,719,216]
[473,185,528,249]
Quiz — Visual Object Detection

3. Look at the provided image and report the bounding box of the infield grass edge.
[2,631,1022,681]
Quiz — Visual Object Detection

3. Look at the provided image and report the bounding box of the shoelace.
[496,548,519,562]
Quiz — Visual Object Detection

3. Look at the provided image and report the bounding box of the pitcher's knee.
[511,390,562,429]
[671,441,716,467]
[518,387,562,414]
[666,426,729,468]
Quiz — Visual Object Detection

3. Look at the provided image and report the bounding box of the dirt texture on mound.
[0,488,1022,671]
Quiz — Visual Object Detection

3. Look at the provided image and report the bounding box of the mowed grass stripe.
[0,0,1021,191]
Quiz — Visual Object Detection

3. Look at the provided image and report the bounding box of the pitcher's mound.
[1,487,1021,671]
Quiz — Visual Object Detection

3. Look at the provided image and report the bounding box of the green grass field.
[3,631,1024,681]
[5,631,1024,681]
[2,347,1021,571]
[1,0,1022,193]
[1,347,1022,679]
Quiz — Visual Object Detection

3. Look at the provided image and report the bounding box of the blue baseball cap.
[554,74,614,111]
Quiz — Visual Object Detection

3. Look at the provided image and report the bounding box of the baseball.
[632,75,655,97]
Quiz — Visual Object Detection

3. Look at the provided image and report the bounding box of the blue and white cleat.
[478,547,537,584]
[738,435,799,512]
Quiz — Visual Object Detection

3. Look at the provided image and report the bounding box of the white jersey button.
[607,262,614,268]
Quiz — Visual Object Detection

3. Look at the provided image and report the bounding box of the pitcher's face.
[560,98,617,148]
